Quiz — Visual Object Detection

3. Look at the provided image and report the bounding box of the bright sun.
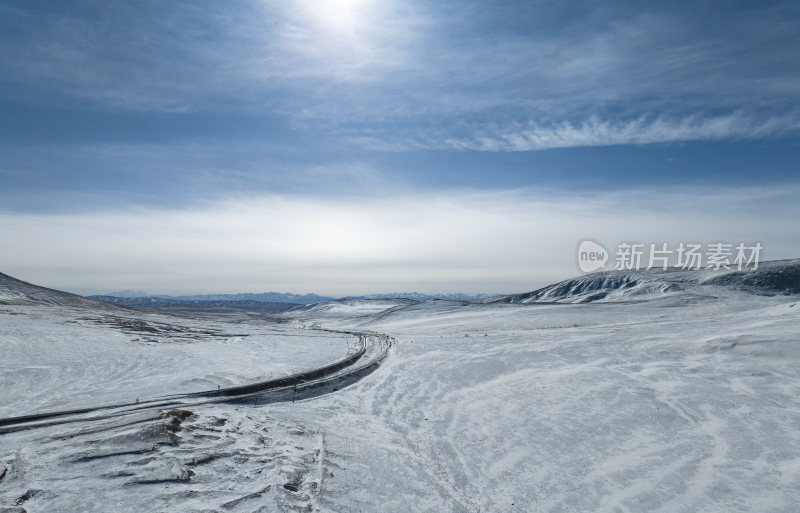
[313,0,366,34]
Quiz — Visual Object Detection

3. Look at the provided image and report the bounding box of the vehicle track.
[0,329,393,434]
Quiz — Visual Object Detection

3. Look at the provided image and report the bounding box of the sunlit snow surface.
[1,268,800,512]
[0,306,350,417]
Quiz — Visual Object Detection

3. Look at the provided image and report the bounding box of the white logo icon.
[577,240,608,273]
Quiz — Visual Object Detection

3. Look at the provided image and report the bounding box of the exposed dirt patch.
[126,468,195,485]
[163,409,194,433]
[220,485,271,509]
[71,448,155,463]
[68,315,241,341]
[15,490,40,506]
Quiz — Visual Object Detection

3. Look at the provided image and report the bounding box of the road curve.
[0,329,393,434]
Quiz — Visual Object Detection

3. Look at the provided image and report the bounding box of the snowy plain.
[1,263,799,512]
[0,305,350,418]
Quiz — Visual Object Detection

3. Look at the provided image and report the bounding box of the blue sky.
[1,0,799,295]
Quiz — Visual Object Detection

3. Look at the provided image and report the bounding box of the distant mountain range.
[343,292,496,302]
[88,291,497,307]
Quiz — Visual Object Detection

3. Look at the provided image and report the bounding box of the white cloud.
[1,185,798,296]
[440,113,800,152]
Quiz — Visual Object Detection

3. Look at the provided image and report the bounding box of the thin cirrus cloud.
[1,1,798,150]
[349,113,800,152]
[1,185,797,296]
[439,114,800,152]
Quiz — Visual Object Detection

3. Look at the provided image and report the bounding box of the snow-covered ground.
[0,305,351,418]
[0,273,352,418]
[1,263,800,512]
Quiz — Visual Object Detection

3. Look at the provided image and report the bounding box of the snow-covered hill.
[0,272,123,311]
[492,259,800,304]
[283,298,418,326]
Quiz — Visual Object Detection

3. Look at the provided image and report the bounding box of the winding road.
[0,329,393,434]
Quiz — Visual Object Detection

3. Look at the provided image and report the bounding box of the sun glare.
[312,0,366,34]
